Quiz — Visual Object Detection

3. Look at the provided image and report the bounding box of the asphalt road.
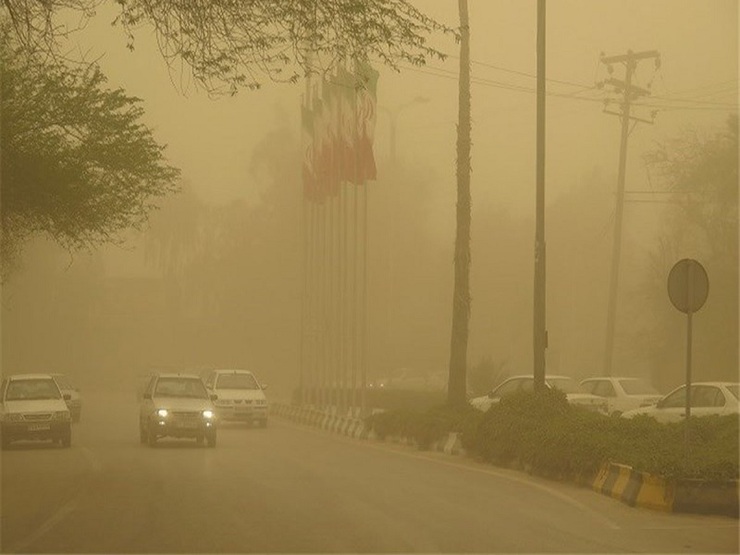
[1,387,738,553]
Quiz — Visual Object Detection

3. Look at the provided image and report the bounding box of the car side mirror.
[210,393,218,401]
[143,393,152,400]
[261,384,268,391]
[63,393,71,401]
[487,392,495,399]
[656,399,664,409]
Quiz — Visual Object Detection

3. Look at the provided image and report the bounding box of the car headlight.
[202,410,214,419]
[6,413,24,422]
[52,411,71,421]
[156,409,169,418]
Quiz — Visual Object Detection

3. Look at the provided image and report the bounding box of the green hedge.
[366,389,739,482]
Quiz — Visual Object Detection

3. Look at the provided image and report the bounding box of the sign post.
[667,259,709,455]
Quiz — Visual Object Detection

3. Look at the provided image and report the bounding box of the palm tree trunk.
[447,0,472,406]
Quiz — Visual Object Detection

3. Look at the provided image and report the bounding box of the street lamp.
[380,96,430,164]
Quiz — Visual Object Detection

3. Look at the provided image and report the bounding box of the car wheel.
[1,435,10,450]
[196,434,204,445]
[610,411,622,418]
[147,424,158,447]
[206,432,216,448]
[139,424,147,444]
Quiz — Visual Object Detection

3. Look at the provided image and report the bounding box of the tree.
[447,0,471,406]
[0,31,180,275]
[3,0,454,94]
[640,115,738,386]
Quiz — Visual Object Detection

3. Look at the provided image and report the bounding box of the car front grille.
[171,411,200,418]
[23,413,52,421]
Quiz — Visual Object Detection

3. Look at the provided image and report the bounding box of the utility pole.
[600,49,659,376]
[533,0,546,392]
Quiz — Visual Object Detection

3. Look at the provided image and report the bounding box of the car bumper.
[149,417,217,439]
[2,421,71,442]
[216,406,269,422]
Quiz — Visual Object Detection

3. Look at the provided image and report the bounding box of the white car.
[580,376,663,417]
[622,382,739,423]
[139,373,218,447]
[204,369,269,427]
[51,373,82,422]
[469,375,607,414]
[0,374,72,448]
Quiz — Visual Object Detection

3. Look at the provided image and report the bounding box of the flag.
[336,65,358,184]
[301,100,318,201]
[355,60,379,182]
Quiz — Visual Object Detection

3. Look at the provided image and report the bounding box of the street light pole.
[380,96,430,164]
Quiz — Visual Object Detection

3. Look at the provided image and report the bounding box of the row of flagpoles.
[299,61,379,415]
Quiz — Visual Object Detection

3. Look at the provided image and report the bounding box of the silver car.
[139,373,218,447]
[622,382,739,423]
[1,374,72,448]
[469,374,608,414]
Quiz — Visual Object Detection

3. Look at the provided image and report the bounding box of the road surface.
[2,387,737,553]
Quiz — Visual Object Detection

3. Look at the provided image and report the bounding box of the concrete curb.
[592,462,739,517]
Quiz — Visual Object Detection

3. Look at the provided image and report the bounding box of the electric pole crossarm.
[602,110,655,124]
[602,78,651,97]
[601,50,660,64]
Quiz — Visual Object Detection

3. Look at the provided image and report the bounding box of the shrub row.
[365,389,739,482]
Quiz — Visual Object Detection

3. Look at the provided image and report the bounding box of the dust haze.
[2,0,737,400]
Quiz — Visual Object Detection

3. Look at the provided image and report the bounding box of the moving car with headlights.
[139,373,218,447]
[580,376,663,417]
[469,374,608,414]
[51,373,82,422]
[204,369,269,427]
[622,382,739,423]
[0,373,72,449]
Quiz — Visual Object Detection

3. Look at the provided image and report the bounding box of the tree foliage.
[640,115,738,385]
[3,0,454,94]
[1,32,180,273]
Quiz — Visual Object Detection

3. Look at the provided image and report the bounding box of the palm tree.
[447,0,472,406]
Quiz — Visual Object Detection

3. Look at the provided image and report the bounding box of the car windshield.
[6,378,62,401]
[216,373,259,390]
[546,378,583,394]
[154,378,208,399]
[619,378,660,395]
[726,385,739,400]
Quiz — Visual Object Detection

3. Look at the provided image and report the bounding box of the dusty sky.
[7,0,736,391]
[66,0,737,214]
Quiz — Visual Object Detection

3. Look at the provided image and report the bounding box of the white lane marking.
[278,419,622,530]
[6,497,79,553]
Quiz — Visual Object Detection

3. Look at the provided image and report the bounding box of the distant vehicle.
[51,373,82,422]
[622,382,740,423]
[0,373,72,449]
[369,368,446,392]
[469,375,608,414]
[204,369,269,427]
[579,376,662,417]
[139,373,218,447]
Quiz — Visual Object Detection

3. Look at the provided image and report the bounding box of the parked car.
[469,374,608,413]
[204,369,269,427]
[369,368,446,392]
[0,373,72,449]
[622,382,740,423]
[51,373,82,422]
[139,373,218,447]
[579,376,662,417]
